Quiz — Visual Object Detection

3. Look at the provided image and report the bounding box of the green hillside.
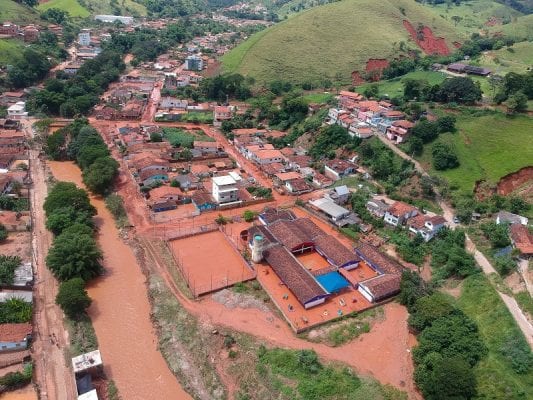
[492,13,533,40]
[37,0,147,18]
[428,0,523,36]
[0,39,25,66]
[418,112,533,194]
[0,0,42,24]
[222,0,464,84]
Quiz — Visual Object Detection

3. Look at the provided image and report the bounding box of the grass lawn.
[417,111,533,194]
[302,92,334,104]
[162,127,214,148]
[222,0,462,84]
[0,0,41,24]
[357,70,448,98]
[37,0,90,18]
[428,0,522,36]
[0,39,25,66]
[457,274,533,400]
[491,14,533,40]
[476,41,533,75]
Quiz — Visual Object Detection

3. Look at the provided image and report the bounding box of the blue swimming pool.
[315,271,350,294]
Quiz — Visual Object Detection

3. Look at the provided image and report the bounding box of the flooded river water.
[49,161,192,400]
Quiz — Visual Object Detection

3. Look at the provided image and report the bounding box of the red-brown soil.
[365,59,390,81]
[351,71,365,86]
[403,20,450,56]
[497,166,533,195]
[169,230,255,296]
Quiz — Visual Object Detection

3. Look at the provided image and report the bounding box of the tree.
[76,144,110,170]
[494,255,516,276]
[416,355,477,400]
[408,136,424,156]
[451,15,463,26]
[363,84,379,99]
[408,292,455,332]
[150,132,163,142]
[82,157,119,195]
[432,142,459,170]
[56,278,92,319]
[46,228,103,281]
[403,79,429,101]
[480,222,511,248]
[45,206,95,236]
[0,224,8,241]
[45,131,67,160]
[413,311,487,367]
[41,8,69,24]
[399,270,432,312]
[44,182,96,217]
[505,91,528,114]
[434,77,482,104]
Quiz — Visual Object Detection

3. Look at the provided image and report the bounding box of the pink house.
[386,120,415,144]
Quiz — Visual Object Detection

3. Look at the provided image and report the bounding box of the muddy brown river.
[49,161,192,400]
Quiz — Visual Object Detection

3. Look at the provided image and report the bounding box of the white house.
[78,29,90,46]
[212,175,239,204]
[408,215,447,242]
[7,102,28,119]
[324,159,356,181]
[159,97,188,110]
[384,201,418,227]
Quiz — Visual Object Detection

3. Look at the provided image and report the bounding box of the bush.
[480,222,511,248]
[242,210,257,222]
[432,142,459,171]
[408,292,455,332]
[494,255,515,277]
[56,278,92,319]
[0,224,8,241]
[413,311,487,367]
[0,298,32,323]
[0,255,22,285]
[0,363,32,391]
[499,334,533,374]
[45,206,95,236]
[415,355,477,400]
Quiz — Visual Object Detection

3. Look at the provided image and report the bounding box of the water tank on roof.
[251,234,264,263]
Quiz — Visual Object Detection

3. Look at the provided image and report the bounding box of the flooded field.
[48,161,192,400]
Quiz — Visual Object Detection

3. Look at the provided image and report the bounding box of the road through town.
[29,147,78,400]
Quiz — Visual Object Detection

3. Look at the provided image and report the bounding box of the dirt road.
[29,149,78,400]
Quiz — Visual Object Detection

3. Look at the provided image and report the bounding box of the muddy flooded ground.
[48,161,192,400]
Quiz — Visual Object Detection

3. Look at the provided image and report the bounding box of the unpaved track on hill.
[376,131,533,349]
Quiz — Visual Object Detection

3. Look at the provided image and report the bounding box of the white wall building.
[7,102,28,119]
[212,175,238,204]
[78,29,91,46]
[94,15,134,24]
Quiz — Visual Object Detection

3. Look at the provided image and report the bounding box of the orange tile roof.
[256,149,284,160]
[0,323,31,342]
[388,201,418,217]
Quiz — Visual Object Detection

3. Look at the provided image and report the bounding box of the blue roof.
[315,272,350,294]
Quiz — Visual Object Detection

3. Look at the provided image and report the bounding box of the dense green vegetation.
[0,298,32,323]
[256,347,405,399]
[457,274,533,399]
[399,271,486,400]
[45,120,119,195]
[223,0,462,84]
[44,181,103,282]
[0,255,22,285]
[56,277,92,319]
